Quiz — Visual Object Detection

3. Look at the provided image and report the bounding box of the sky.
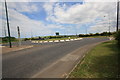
[0,0,119,38]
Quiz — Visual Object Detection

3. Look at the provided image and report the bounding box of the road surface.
[2,38,109,78]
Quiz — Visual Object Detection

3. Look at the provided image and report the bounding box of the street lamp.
[4,0,12,48]
[74,26,77,37]
[85,24,87,35]
[117,0,120,31]
[104,14,111,37]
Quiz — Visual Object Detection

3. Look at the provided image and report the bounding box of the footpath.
[1,45,33,54]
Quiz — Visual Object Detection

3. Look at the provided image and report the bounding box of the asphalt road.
[2,38,109,78]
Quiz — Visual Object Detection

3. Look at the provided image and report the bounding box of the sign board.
[56,32,59,36]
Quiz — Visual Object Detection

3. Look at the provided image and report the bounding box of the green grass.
[81,36,108,38]
[0,40,2,44]
[69,40,119,78]
[1,39,19,44]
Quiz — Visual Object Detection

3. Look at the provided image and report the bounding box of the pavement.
[2,45,33,54]
[2,38,110,78]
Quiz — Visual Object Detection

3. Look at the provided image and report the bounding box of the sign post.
[17,26,21,46]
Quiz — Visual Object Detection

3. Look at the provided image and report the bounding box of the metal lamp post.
[117,0,120,31]
[104,14,111,37]
[5,0,12,48]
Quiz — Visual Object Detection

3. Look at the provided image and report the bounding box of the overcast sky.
[0,0,119,38]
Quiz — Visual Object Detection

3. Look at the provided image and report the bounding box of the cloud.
[45,2,116,24]
[7,2,38,13]
[1,2,65,38]
[89,24,116,33]
[43,2,55,21]
[1,1,118,38]
[1,0,117,2]
[1,9,49,37]
[88,18,117,33]
[43,2,117,33]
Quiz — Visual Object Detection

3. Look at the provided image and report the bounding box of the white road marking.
[54,40,59,42]
[31,38,83,43]
[49,41,53,42]
[44,41,48,43]
[60,40,65,42]
[66,39,70,41]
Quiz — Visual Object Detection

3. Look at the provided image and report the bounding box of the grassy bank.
[69,40,119,78]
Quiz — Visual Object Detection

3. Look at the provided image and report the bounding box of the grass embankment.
[1,40,18,44]
[83,36,107,38]
[70,40,119,78]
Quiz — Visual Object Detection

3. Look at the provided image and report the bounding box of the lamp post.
[108,15,111,37]
[85,24,87,35]
[74,26,77,37]
[104,14,111,37]
[5,0,12,48]
[117,0,120,31]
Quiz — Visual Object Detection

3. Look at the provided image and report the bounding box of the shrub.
[114,30,120,45]
[2,36,17,43]
[24,38,30,41]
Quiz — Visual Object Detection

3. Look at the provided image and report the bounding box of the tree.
[2,36,17,43]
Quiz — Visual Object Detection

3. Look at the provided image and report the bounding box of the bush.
[2,36,17,43]
[114,30,120,45]
[24,38,30,41]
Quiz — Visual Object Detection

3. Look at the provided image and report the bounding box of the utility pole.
[104,15,111,37]
[117,0,119,31]
[17,26,21,46]
[75,26,77,37]
[108,14,111,37]
[5,0,12,48]
[31,30,33,38]
[86,27,87,34]
[30,30,33,41]
[85,24,87,35]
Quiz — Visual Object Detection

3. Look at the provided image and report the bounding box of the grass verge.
[69,40,119,78]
